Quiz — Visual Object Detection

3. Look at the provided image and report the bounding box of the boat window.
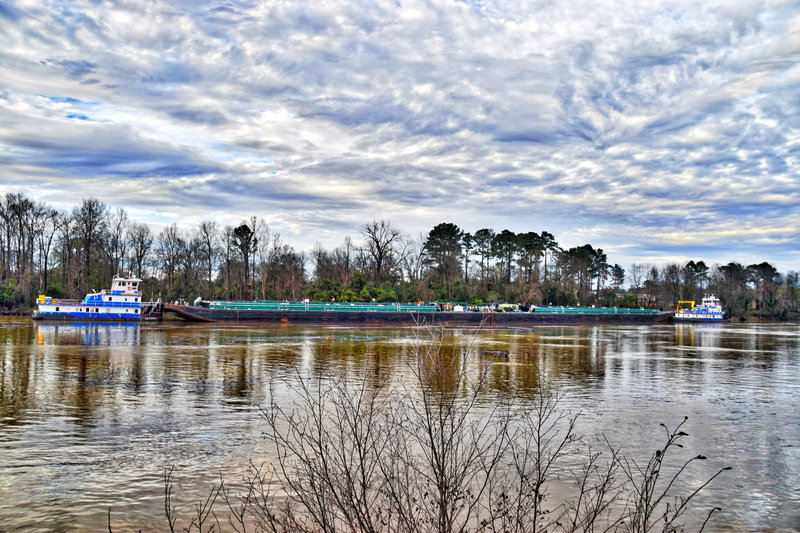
[95,308,99,312]
[56,307,59,311]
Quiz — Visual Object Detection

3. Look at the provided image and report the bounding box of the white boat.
[674,295,724,322]
[32,276,147,320]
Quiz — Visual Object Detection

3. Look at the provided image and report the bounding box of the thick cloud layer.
[0,0,798,269]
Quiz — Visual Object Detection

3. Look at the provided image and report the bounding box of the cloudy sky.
[1,0,798,271]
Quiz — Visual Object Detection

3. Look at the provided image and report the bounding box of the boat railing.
[207,300,440,313]
[141,301,163,319]
[92,301,144,308]
[532,306,660,315]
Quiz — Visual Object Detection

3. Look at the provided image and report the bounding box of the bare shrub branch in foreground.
[130,327,728,532]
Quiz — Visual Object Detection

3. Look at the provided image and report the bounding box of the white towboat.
[32,276,160,320]
[675,295,724,322]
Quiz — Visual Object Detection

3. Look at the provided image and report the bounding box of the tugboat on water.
[32,276,161,321]
[674,295,724,322]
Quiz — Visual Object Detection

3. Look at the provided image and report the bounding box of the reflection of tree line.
[308,329,612,396]
[1,341,112,427]
[0,344,35,425]
[309,338,396,391]
[5,323,791,426]
[0,324,623,426]
[0,326,304,423]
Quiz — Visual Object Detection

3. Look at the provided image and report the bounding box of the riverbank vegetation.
[1,192,797,320]
[118,327,729,532]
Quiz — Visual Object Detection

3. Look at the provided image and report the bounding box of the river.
[0,318,798,531]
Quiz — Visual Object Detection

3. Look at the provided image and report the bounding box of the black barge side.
[164,304,673,326]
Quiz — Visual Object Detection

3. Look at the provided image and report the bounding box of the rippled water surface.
[1,319,799,531]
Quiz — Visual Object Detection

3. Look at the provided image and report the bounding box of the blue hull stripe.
[37,312,140,319]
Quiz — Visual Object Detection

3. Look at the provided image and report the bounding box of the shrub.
[129,327,729,533]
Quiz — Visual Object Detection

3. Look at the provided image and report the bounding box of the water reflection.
[0,320,798,531]
[36,322,141,346]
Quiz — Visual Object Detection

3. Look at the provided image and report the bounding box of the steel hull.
[164,305,673,326]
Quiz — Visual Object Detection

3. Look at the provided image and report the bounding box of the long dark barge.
[164,301,672,326]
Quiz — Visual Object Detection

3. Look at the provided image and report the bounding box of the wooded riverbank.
[2,192,797,321]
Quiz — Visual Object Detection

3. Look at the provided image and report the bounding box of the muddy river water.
[0,319,798,531]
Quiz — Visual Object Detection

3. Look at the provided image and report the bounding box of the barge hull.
[164,305,672,326]
[32,301,163,322]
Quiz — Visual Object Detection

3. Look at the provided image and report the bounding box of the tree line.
[1,192,797,320]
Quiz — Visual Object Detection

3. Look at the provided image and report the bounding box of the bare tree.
[196,220,219,296]
[157,224,184,296]
[262,232,305,300]
[361,219,401,286]
[250,217,268,299]
[260,327,507,532]
[108,207,129,276]
[0,193,36,280]
[0,193,35,280]
[386,327,507,532]
[398,234,425,284]
[620,416,730,532]
[180,234,203,298]
[630,263,647,306]
[255,222,273,301]
[222,226,236,299]
[33,207,60,293]
[311,242,333,282]
[127,223,153,279]
[337,235,354,286]
[72,198,107,292]
[55,212,77,292]
[0,194,11,278]
[662,263,682,303]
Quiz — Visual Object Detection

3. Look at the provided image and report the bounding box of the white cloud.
[0,0,797,270]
